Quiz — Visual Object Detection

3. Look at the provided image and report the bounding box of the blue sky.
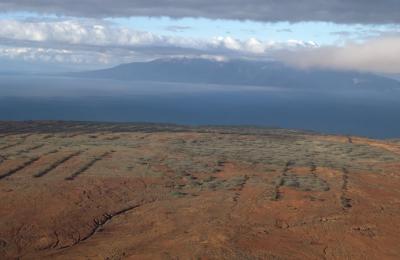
[1,11,395,45]
[108,16,396,45]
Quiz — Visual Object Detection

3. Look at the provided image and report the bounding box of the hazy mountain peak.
[76,58,400,90]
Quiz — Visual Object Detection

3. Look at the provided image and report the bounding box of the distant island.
[76,58,400,90]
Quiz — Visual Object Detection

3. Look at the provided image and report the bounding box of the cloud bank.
[279,37,400,74]
[0,19,317,67]
[0,0,399,24]
[0,19,400,74]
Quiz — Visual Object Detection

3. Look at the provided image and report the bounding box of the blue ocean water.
[0,75,399,139]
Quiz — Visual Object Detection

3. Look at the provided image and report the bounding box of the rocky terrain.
[0,121,399,259]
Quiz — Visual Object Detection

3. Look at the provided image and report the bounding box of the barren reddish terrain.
[0,121,399,259]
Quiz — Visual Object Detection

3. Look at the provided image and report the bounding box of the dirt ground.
[0,121,399,259]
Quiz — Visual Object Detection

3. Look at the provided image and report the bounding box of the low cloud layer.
[0,19,316,67]
[0,0,400,24]
[279,37,400,74]
[1,19,400,74]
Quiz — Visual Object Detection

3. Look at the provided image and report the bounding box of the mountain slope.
[75,58,400,90]
[1,121,400,259]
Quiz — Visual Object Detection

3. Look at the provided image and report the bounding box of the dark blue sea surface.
[0,75,399,138]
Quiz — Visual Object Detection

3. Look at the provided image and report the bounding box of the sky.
[0,1,399,74]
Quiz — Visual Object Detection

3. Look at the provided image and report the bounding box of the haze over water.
[1,75,399,139]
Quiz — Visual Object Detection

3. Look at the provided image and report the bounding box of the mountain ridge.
[74,58,400,90]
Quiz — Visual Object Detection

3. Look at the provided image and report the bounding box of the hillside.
[0,121,399,259]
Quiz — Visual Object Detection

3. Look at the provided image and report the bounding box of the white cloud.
[2,18,399,75]
[0,46,118,65]
[244,38,265,54]
[0,18,318,67]
[0,19,315,51]
[278,36,400,74]
[0,19,168,47]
